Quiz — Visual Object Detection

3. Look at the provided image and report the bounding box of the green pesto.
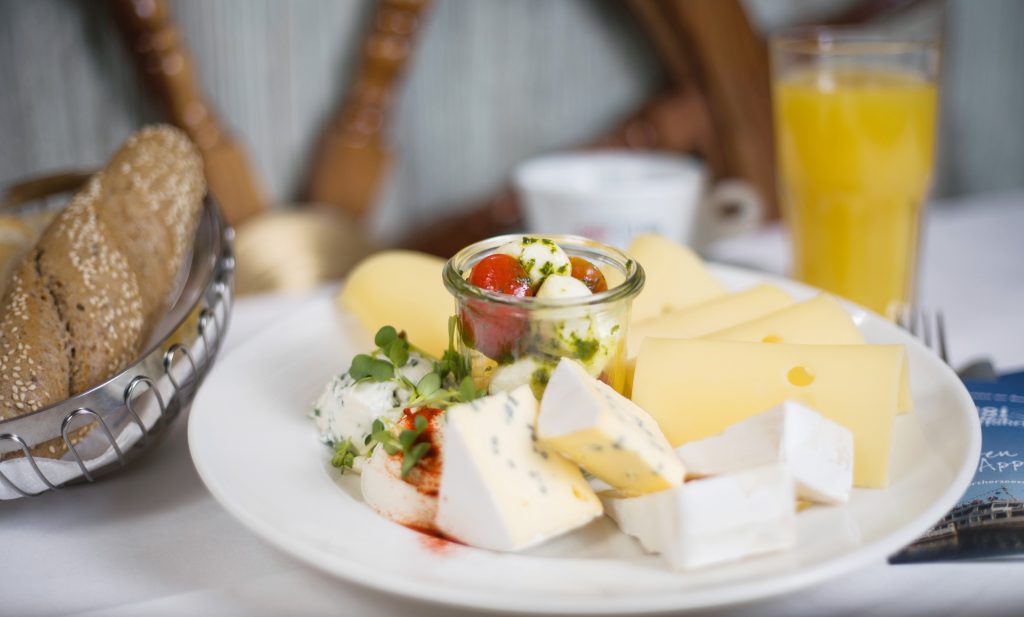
[569,334,600,362]
[530,365,553,399]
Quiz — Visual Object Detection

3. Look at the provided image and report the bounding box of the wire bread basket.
[0,174,234,498]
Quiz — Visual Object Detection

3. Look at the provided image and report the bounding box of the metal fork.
[898,307,950,364]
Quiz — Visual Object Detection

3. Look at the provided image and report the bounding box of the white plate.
[189,264,980,614]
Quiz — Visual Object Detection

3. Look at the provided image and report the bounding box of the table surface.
[3,192,1023,617]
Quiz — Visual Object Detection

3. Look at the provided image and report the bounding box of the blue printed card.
[892,376,1024,563]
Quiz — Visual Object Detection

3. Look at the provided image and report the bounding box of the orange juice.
[774,67,937,317]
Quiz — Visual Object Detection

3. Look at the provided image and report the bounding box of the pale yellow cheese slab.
[632,339,904,488]
[622,284,793,396]
[627,284,794,359]
[704,294,913,413]
[626,234,726,323]
[337,251,450,358]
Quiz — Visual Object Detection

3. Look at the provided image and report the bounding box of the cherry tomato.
[569,256,608,293]
[459,301,527,363]
[469,254,532,297]
[462,254,532,360]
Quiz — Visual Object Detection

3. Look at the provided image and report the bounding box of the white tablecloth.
[3,192,1023,617]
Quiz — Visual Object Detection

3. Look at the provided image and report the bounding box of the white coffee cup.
[514,151,763,250]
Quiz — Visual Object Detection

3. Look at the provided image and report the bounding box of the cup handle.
[699,179,764,245]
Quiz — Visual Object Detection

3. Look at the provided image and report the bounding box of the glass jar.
[443,234,644,397]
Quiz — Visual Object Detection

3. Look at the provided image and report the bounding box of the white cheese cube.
[436,385,602,552]
[601,464,796,570]
[487,356,556,398]
[495,237,571,285]
[538,359,684,493]
[535,274,592,299]
[675,400,853,505]
[530,310,621,379]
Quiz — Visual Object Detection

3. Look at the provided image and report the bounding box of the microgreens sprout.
[330,438,357,472]
[369,416,434,479]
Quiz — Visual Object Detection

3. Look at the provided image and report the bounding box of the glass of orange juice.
[771,29,940,319]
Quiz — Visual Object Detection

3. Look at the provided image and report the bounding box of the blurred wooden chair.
[108,0,926,294]
[112,0,267,226]
[306,0,432,221]
[397,0,928,257]
[110,0,414,295]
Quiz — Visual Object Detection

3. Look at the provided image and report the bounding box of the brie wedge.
[601,464,796,570]
[675,400,853,505]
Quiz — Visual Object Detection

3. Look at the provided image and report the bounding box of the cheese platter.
[189,235,980,614]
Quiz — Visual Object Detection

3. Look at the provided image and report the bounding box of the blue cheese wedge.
[435,385,602,552]
[601,464,796,570]
[495,236,571,285]
[537,358,684,493]
[311,352,433,455]
[675,400,854,505]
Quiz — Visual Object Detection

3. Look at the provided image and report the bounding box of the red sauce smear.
[413,528,462,555]
[392,407,444,496]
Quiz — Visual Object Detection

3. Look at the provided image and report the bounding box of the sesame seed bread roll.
[0,125,205,457]
[94,127,205,325]
[0,256,71,418]
[36,185,148,394]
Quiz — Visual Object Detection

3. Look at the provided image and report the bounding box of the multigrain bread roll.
[0,125,205,457]
[0,217,35,300]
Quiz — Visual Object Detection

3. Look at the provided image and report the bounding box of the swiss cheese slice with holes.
[632,339,904,488]
[626,234,726,323]
[704,294,913,413]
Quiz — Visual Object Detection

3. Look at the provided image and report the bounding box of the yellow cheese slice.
[337,251,451,358]
[626,234,726,323]
[705,294,913,413]
[627,284,794,359]
[622,284,793,396]
[632,339,904,488]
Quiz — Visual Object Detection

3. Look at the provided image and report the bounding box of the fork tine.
[897,305,910,332]
[935,310,950,364]
[920,308,932,348]
[908,306,919,337]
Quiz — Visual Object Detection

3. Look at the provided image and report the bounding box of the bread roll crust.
[95,126,205,325]
[37,182,147,394]
[0,255,70,419]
